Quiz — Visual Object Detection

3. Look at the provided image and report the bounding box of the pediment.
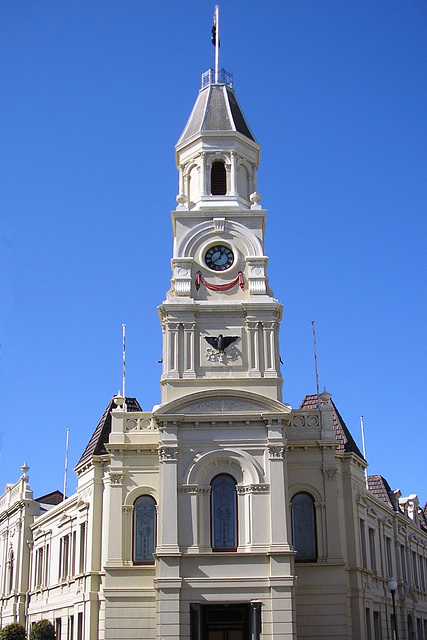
[154,390,290,418]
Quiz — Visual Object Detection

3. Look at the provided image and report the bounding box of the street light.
[388,577,399,640]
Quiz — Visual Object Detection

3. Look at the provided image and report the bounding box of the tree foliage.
[28,621,55,640]
[0,623,26,640]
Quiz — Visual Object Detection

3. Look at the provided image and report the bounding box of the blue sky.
[1,1,426,503]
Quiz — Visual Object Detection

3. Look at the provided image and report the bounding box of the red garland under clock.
[195,271,244,292]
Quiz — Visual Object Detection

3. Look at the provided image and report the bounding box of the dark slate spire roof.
[299,394,364,458]
[76,396,142,467]
[177,83,256,146]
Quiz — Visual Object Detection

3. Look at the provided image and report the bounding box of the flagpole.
[312,321,320,407]
[63,428,69,501]
[360,415,368,488]
[214,5,219,83]
[122,323,126,407]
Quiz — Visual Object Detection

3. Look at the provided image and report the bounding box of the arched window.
[211,474,237,551]
[133,496,156,564]
[291,492,317,562]
[211,160,226,195]
[8,550,14,593]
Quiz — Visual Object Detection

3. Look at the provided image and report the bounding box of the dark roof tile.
[76,396,142,467]
[299,394,364,458]
[367,475,394,508]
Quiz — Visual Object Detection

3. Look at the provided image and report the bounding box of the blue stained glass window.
[133,496,156,563]
[211,474,237,550]
[291,492,317,562]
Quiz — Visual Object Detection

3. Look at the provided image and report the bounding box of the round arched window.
[291,492,317,562]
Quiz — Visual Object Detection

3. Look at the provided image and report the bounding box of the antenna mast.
[311,321,320,406]
[63,428,69,501]
[214,5,219,83]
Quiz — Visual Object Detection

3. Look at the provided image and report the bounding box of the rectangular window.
[45,544,50,587]
[365,607,372,640]
[35,547,43,588]
[60,535,70,580]
[360,520,367,568]
[385,537,393,577]
[412,551,418,587]
[369,528,377,574]
[58,539,62,581]
[77,613,83,640]
[68,615,74,640]
[55,618,62,640]
[373,611,381,640]
[79,523,86,574]
[400,545,407,581]
[416,618,422,640]
[71,531,76,577]
[419,554,425,590]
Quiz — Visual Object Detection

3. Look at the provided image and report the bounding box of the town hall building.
[1,61,427,640]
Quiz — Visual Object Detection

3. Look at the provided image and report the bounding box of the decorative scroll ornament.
[195,270,244,292]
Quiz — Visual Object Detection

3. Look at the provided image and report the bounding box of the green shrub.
[28,621,55,640]
[0,622,26,640]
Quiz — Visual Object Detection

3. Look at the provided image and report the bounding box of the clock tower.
[154,66,294,640]
[158,68,284,404]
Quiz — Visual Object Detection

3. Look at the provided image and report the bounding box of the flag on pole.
[212,9,220,46]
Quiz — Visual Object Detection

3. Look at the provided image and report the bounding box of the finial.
[250,192,262,209]
[21,461,29,477]
[114,391,125,407]
[319,387,332,403]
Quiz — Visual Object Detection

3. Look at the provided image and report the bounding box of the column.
[200,152,207,196]
[156,427,181,640]
[183,322,196,378]
[104,470,124,567]
[263,321,278,377]
[246,320,261,377]
[230,151,237,196]
[166,322,180,378]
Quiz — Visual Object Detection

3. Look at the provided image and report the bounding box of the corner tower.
[158,68,283,404]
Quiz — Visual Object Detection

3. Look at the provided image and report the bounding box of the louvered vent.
[211,161,226,195]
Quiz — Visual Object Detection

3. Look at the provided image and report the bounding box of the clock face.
[204,245,234,271]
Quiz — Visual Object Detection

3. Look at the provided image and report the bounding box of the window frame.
[210,473,238,552]
[291,492,317,563]
[132,495,157,565]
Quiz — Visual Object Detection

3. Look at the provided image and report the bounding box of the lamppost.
[388,577,399,640]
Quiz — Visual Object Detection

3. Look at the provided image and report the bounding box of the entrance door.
[201,604,250,640]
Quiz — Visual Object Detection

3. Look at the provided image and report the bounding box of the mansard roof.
[299,394,364,458]
[177,83,256,147]
[76,396,142,467]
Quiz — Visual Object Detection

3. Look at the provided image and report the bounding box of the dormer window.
[211,160,226,195]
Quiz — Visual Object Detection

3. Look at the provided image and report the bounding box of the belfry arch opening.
[211,160,227,195]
